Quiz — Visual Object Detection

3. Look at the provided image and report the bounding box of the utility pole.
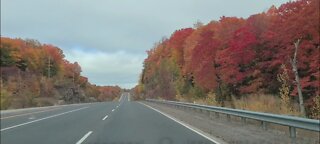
[73,71,75,87]
[48,56,51,78]
[18,69,21,95]
[290,39,306,116]
[0,69,3,89]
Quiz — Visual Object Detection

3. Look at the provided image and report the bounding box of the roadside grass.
[231,94,301,116]
[178,93,302,117]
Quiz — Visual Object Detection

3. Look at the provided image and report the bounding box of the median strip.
[1,107,89,132]
[76,131,92,144]
[0,107,61,120]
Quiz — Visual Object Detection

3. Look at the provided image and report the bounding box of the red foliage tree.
[168,28,194,67]
[190,29,220,90]
[263,0,319,99]
[216,26,257,94]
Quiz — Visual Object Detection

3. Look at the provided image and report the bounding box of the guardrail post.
[209,112,214,119]
[289,126,296,138]
[261,121,267,130]
[227,114,231,122]
[241,117,247,124]
[183,106,187,110]
[215,112,220,118]
[201,109,205,114]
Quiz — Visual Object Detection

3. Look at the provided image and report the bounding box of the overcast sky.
[1,0,289,89]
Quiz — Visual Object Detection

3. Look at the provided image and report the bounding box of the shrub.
[1,87,12,110]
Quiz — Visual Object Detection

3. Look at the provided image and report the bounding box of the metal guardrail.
[146,99,320,138]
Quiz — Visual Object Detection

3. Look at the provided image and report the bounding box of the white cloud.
[1,0,290,88]
[65,48,145,89]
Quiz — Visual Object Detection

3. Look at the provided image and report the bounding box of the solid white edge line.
[1,107,89,132]
[139,102,223,144]
[102,115,108,120]
[76,131,93,144]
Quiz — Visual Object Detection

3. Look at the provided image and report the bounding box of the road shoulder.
[139,102,226,144]
[141,101,319,144]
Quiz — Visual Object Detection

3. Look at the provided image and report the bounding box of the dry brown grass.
[192,92,219,106]
[176,93,302,117]
[175,92,218,105]
[310,95,320,119]
[232,94,301,116]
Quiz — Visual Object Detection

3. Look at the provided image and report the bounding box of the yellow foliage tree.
[277,64,292,113]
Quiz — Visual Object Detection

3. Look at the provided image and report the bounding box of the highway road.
[0,93,217,144]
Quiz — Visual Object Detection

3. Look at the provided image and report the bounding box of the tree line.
[133,0,319,118]
[0,37,121,109]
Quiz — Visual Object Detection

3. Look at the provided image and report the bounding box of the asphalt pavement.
[0,93,217,144]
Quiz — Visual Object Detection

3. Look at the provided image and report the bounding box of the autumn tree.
[1,37,119,108]
[138,0,319,117]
